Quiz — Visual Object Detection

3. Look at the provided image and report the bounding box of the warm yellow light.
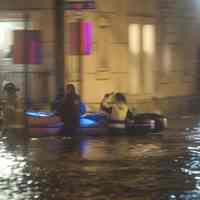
[143,25,155,54]
[0,22,24,54]
[128,24,140,55]
[163,45,171,74]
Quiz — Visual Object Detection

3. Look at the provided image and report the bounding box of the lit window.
[143,25,155,54]
[128,23,156,94]
[128,24,140,55]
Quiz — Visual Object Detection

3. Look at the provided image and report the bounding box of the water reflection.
[0,138,33,200]
[80,136,164,161]
[1,117,200,200]
[0,130,167,200]
[168,118,200,200]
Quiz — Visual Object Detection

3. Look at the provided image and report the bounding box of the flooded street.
[1,116,200,199]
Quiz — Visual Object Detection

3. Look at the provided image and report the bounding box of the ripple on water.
[0,123,194,200]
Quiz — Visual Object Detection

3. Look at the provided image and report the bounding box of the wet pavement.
[1,115,200,199]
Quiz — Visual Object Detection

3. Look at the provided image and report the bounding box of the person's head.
[65,84,76,96]
[103,93,110,99]
[114,92,126,103]
[3,82,19,96]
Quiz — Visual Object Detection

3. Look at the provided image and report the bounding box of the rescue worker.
[2,82,24,130]
[60,84,80,136]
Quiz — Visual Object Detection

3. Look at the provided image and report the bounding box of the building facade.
[0,0,200,114]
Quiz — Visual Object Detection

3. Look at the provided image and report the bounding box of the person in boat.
[100,92,115,114]
[80,101,86,115]
[109,93,129,131]
[60,84,81,135]
[51,87,64,114]
[101,92,131,131]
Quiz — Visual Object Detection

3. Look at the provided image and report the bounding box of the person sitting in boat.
[100,92,115,114]
[80,101,86,115]
[51,87,64,114]
[109,92,129,130]
[60,84,81,135]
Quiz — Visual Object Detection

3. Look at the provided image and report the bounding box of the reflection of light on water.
[196,180,200,190]
[188,150,200,155]
[0,154,27,179]
[169,191,200,200]
[0,152,30,199]
[80,139,163,161]
[0,141,41,200]
[129,144,162,157]
[169,194,176,199]
[181,124,200,197]
[0,156,16,178]
[190,128,200,134]
[182,149,200,191]
[80,140,107,160]
[188,146,200,150]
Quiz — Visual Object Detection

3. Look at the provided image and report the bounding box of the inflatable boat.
[26,111,167,137]
[26,111,107,136]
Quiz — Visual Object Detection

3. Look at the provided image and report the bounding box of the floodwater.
[1,116,200,200]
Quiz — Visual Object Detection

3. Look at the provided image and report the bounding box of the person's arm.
[102,93,114,107]
[101,98,110,108]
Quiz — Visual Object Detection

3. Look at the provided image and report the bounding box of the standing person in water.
[60,84,81,136]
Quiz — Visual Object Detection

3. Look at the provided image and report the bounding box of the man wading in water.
[60,84,80,136]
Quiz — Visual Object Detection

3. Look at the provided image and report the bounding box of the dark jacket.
[51,93,64,114]
[60,93,80,129]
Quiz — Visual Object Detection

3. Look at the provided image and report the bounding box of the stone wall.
[157,0,199,97]
[77,0,200,115]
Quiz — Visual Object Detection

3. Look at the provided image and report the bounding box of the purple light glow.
[69,21,93,55]
[81,21,92,55]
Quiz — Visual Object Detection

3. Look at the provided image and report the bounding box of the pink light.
[69,21,92,55]
[81,21,92,55]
